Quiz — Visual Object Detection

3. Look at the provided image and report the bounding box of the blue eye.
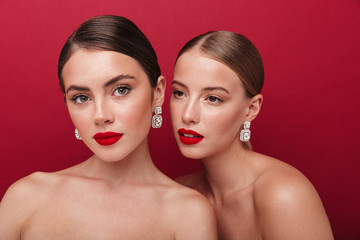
[114,86,130,96]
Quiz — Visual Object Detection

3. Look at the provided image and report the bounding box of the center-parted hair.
[176,31,264,150]
[58,15,160,92]
[176,31,264,98]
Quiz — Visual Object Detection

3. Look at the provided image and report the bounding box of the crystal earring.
[152,106,162,128]
[75,128,82,140]
[240,121,251,142]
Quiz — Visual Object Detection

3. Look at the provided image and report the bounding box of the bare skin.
[177,150,334,240]
[171,48,334,239]
[0,49,217,239]
[0,153,216,239]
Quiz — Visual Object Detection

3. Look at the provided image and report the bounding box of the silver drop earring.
[152,106,162,128]
[240,121,251,142]
[75,128,82,140]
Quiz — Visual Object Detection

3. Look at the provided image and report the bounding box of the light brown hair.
[176,31,264,98]
[176,31,264,149]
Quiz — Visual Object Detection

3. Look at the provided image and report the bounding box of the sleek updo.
[176,31,264,98]
[176,31,264,150]
[58,15,161,92]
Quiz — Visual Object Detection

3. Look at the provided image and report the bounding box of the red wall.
[0,0,359,238]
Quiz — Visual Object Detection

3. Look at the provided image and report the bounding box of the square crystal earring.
[240,121,251,142]
[152,106,162,128]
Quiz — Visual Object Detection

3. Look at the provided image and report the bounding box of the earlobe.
[246,94,263,121]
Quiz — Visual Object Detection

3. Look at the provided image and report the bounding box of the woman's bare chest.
[21,188,172,240]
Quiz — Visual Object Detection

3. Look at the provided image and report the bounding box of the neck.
[76,139,159,187]
[201,140,254,200]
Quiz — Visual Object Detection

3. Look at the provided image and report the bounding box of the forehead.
[62,49,147,88]
[174,49,244,91]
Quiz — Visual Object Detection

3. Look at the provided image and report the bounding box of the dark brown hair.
[176,31,264,98]
[58,15,160,92]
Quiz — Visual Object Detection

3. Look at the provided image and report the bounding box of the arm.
[256,172,334,240]
[174,193,218,240]
[0,173,42,240]
[0,182,26,240]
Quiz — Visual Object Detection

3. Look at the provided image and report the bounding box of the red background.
[0,0,359,238]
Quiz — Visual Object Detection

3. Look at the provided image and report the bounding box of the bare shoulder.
[169,181,212,213]
[159,173,212,214]
[253,153,317,201]
[0,171,67,212]
[153,173,216,238]
[0,172,62,239]
[1,172,59,203]
[252,153,334,239]
[162,180,217,239]
[174,171,204,189]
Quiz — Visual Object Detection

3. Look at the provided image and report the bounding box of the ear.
[245,94,263,122]
[152,75,166,109]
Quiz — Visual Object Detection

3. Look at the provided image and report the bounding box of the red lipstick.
[93,132,123,146]
[178,128,204,145]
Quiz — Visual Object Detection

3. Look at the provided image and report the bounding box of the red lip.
[93,132,123,146]
[178,128,204,145]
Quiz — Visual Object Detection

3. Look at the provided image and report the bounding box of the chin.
[178,147,207,160]
[91,149,130,163]
[95,154,124,163]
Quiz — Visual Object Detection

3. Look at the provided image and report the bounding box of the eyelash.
[206,96,223,104]
[70,85,132,105]
[172,88,224,105]
[113,85,132,96]
[172,89,185,97]
[70,94,90,104]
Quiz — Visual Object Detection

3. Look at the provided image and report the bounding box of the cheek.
[169,100,175,120]
[169,100,182,124]
[120,106,150,124]
[67,106,91,129]
[206,107,244,135]
[116,94,153,126]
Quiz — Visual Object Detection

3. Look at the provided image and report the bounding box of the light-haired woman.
[171,31,333,239]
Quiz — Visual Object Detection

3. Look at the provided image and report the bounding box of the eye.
[114,86,131,96]
[207,96,223,104]
[172,89,185,97]
[71,95,90,104]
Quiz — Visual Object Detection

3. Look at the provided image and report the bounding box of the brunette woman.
[170,31,333,240]
[0,16,217,239]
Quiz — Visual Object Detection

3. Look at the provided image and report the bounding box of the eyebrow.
[104,74,135,88]
[172,80,188,89]
[203,87,230,94]
[66,74,135,94]
[172,80,230,94]
[65,85,90,94]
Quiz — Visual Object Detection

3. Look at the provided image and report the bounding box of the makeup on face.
[170,50,251,161]
[93,132,123,146]
[178,128,204,145]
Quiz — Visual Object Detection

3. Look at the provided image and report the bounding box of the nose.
[182,98,200,124]
[93,99,114,125]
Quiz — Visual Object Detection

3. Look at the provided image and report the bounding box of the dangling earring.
[74,128,82,140]
[240,121,251,142]
[152,106,162,128]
